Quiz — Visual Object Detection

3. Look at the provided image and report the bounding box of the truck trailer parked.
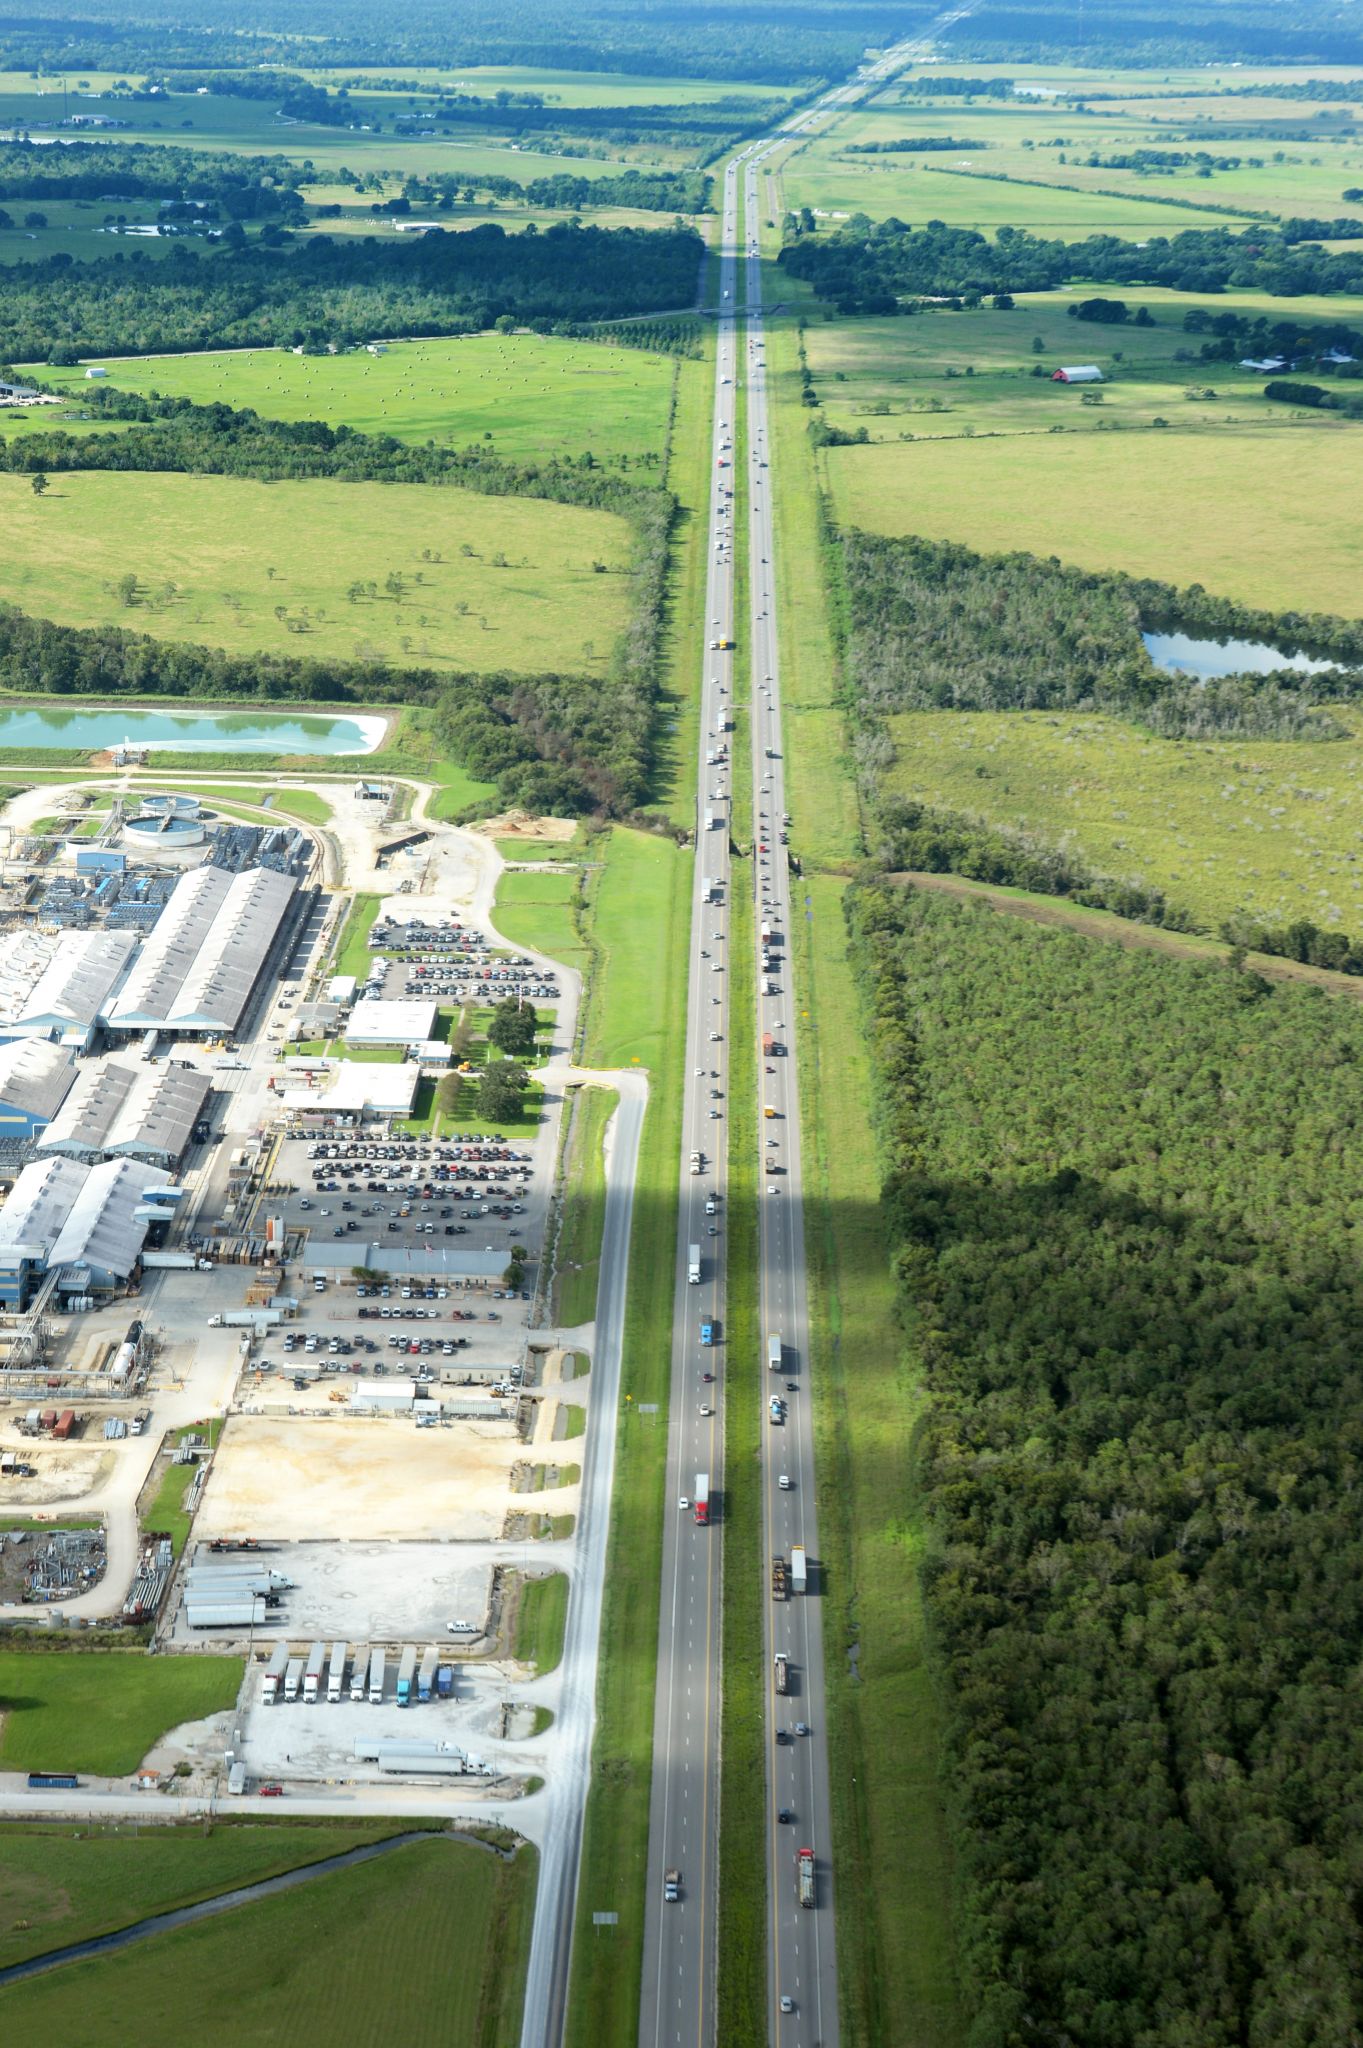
[350,1648,369,1701]
[418,1645,439,1703]
[327,1641,348,1703]
[284,1656,305,1703]
[368,1647,387,1703]
[186,1599,268,1629]
[262,1642,290,1705]
[396,1644,418,1707]
[303,1641,326,1705]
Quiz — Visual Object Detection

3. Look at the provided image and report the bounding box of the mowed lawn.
[0,1652,242,1777]
[39,333,677,465]
[828,428,1363,616]
[0,1821,405,1970]
[0,1833,535,2048]
[889,709,1363,929]
[0,470,630,676]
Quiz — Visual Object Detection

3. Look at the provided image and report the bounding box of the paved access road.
[638,153,743,2048]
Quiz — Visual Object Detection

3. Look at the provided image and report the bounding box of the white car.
[699,1405,713,1416]
[678,1496,690,1511]
[779,1473,791,1490]
[446,1619,476,1634]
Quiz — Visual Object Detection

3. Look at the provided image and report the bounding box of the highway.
[638,151,742,2048]
[638,19,973,2048]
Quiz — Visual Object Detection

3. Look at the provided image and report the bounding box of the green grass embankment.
[556,1087,619,1327]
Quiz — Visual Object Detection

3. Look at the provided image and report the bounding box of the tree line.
[847,878,1363,2048]
[780,216,1363,311]
[0,388,674,817]
[388,166,711,215]
[0,139,307,217]
[0,219,703,363]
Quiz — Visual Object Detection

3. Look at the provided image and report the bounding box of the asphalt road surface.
[637,151,743,2048]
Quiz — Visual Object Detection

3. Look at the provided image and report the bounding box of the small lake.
[0,706,385,756]
[1142,630,1342,681]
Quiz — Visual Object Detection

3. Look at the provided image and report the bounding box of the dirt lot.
[0,1440,113,1505]
[196,1414,525,1542]
[166,1538,499,1645]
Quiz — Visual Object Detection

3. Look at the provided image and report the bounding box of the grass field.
[0,1819,408,1970]
[555,1086,618,1327]
[513,1572,569,1677]
[39,334,678,468]
[888,708,1363,930]
[268,789,333,826]
[335,895,383,978]
[492,865,590,983]
[0,470,630,677]
[582,829,692,1070]
[828,425,1363,617]
[0,1652,242,1777]
[0,1833,535,2048]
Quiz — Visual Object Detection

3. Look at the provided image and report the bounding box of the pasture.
[38,333,677,466]
[826,425,1363,615]
[0,1833,534,2048]
[0,469,631,676]
[0,1820,407,1970]
[887,709,1363,930]
[0,1650,242,1777]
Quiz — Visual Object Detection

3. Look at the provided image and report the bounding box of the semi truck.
[791,1547,808,1595]
[396,1644,418,1707]
[798,1849,815,1909]
[284,1655,305,1703]
[774,1651,789,1695]
[418,1645,439,1703]
[303,1641,327,1704]
[694,1474,710,1526]
[688,1244,701,1284]
[350,1647,369,1702]
[772,1555,788,1601]
[436,1665,454,1699]
[262,1642,290,1705]
[762,1032,782,1057]
[206,1309,283,1331]
[368,1647,386,1704]
[767,1333,782,1372]
[185,1599,268,1629]
[327,1641,348,1703]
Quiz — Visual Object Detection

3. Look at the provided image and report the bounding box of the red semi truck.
[694,1473,710,1526]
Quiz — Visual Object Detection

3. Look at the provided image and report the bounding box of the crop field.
[0,1833,535,2048]
[38,333,677,466]
[0,1820,408,1970]
[0,1651,242,1777]
[0,470,630,676]
[827,424,1363,615]
[887,709,1363,930]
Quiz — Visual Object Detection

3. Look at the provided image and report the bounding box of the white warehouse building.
[0,929,140,1050]
[39,1057,212,1168]
[345,999,438,1048]
[106,865,296,1037]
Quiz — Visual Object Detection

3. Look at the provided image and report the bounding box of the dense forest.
[848,881,1363,2048]
[841,529,1363,727]
[780,218,1363,309]
[0,140,307,215]
[385,168,712,215]
[0,0,933,82]
[0,220,702,361]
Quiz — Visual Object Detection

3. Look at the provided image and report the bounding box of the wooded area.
[848,880,1363,2048]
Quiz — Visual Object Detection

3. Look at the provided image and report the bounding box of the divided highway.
[638,153,743,2048]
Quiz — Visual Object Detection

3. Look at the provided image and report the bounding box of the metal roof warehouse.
[106,866,296,1036]
[39,1057,212,1168]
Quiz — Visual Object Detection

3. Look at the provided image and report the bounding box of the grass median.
[555,1086,619,1327]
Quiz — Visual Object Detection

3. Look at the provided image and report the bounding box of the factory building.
[0,929,139,1050]
[276,1061,420,1124]
[106,865,296,1038]
[38,1058,212,1169]
[0,1039,77,1140]
[0,1154,173,1305]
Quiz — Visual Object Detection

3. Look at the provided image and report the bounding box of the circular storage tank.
[123,812,206,850]
[140,792,201,819]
